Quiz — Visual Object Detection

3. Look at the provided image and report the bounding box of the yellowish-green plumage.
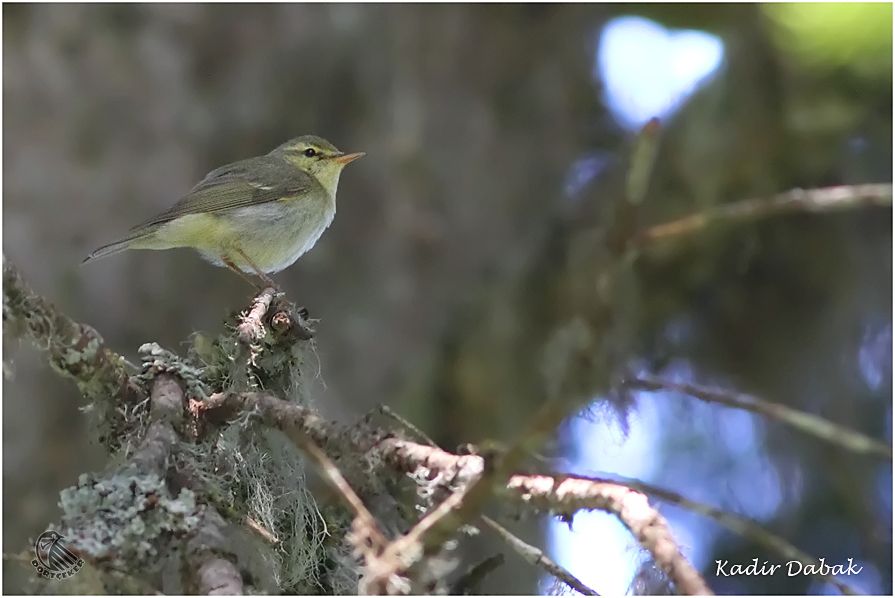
[84,135,363,283]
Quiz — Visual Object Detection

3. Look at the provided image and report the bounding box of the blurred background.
[3,3,891,594]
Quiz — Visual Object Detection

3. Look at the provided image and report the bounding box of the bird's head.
[273,135,364,195]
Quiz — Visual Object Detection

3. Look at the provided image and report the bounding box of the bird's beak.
[331,151,365,165]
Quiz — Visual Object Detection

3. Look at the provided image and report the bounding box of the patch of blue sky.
[561,16,725,198]
[547,396,664,594]
[597,15,724,131]
[547,366,785,592]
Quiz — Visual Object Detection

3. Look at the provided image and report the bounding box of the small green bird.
[83,135,364,287]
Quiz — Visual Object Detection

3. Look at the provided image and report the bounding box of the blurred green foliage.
[764,3,892,79]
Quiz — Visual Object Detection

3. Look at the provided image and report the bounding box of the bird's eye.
[303,148,317,158]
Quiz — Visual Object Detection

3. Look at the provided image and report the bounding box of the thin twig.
[481,516,598,596]
[608,118,663,252]
[261,413,398,590]
[626,117,661,206]
[627,376,892,460]
[633,184,892,247]
[244,516,279,545]
[377,404,438,447]
[296,435,388,553]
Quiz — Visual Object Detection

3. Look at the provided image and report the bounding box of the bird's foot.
[256,272,282,294]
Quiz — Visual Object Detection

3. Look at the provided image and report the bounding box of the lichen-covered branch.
[57,376,194,579]
[3,257,142,447]
[126,374,182,473]
[184,508,245,595]
[2,258,133,399]
[236,287,315,346]
[145,377,244,595]
[54,374,244,594]
[190,390,342,450]
[191,554,245,596]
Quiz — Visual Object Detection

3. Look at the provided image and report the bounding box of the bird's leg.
[222,257,266,290]
[233,247,280,291]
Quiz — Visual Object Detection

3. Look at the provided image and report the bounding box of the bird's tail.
[82,230,153,265]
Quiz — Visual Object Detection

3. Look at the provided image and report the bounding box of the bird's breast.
[219,194,336,273]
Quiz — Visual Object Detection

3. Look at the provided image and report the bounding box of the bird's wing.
[131,156,315,230]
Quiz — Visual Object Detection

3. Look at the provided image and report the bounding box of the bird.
[83,135,364,288]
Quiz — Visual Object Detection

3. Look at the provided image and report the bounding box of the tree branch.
[481,515,599,596]
[505,475,712,595]
[237,286,278,345]
[185,508,245,595]
[449,553,506,595]
[145,376,245,596]
[127,374,183,474]
[633,184,892,247]
[626,375,891,460]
